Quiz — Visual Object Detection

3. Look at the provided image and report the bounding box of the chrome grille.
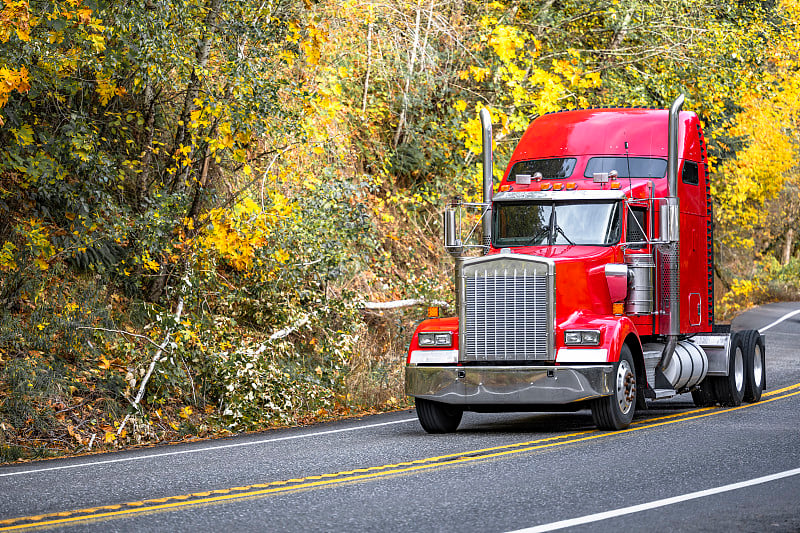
[462,259,552,361]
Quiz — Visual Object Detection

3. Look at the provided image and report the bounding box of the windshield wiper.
[525,228,549,246]
[554,224,576,246]
[548,205,576,245]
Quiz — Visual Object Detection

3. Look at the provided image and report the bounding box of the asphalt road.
[1,303,798,532]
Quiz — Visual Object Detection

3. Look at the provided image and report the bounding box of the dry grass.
[345,309,421,410]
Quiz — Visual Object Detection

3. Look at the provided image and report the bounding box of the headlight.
[418,332,452,347]
[564,330,601,346]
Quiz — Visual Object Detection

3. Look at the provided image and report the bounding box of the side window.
[682,161,699,185]
[627,207,647,249]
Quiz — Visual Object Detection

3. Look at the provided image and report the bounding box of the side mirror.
[443,206,463,256]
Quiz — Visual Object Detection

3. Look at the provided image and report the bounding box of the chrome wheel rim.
[616,359,635,415]
[734,346,744,392]
[753,344,763,388]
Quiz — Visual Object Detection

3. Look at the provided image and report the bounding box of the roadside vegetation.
[1,0,799,461]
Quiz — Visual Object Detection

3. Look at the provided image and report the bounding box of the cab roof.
[507,107,701,162]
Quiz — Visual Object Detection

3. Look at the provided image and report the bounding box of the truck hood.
[489,245,622,318]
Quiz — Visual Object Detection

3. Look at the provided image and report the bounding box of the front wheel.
[591,345,636,430]
[415,398,463,433]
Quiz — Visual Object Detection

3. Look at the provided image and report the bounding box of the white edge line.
[0,418,417,478]
[506,467,800,533]
[758,308,800,333]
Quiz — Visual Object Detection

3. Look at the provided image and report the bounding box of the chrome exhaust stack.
[659,94,684,371]
[480,108,493,251]
[667,93,684,198]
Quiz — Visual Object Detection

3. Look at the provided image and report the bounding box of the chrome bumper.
[405,365,614,405]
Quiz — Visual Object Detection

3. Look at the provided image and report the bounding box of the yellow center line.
[762,382,800,397]
[3,385,800,531]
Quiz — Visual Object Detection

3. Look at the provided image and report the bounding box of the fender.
[407,317,459,364]
[555,310,641,364]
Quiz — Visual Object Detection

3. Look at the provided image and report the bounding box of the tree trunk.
[138,82,157,211]
[783,227,794,265]
[602,6,634,69]
[361,20,373,114]
[393,5,422,149]
[170,0,222,191]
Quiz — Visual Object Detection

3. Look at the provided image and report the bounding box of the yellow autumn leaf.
[179,406,193,419]
[12,124,34,146]
[103,431,116,444]
[87,33,105,52]
[95,74,117,105]
[469,66,490,82]
[488,25,522,63]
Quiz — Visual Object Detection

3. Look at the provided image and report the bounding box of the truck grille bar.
[461,257,554,362]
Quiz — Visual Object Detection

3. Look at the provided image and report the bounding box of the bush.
[719,256,800,318]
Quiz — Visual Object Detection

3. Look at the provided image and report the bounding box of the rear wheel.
[591,345,636,430]
[415,397,463,433]
[714,331,746,407]
[743,330,765,403]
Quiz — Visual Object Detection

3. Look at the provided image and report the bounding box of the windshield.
[493,200,622,247]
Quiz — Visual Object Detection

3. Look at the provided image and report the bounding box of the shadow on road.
[401,398,704,436]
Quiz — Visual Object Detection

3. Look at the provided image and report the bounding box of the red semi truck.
[405,95,766,432]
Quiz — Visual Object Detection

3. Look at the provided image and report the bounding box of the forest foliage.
[1,0,799,460]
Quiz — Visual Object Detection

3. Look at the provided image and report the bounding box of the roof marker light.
[566,182,577,190]
[540,183,552,191]
[610,182,621,189]
[553,183,563,191]
[500,184,510,192]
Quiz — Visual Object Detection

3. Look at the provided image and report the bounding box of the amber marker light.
[612,302,625,315]
[540,183,552,191]
[427,306,440,318]
[552,183,563,190]
[565,182,577,190]
[610,182,621,189]
[499,184,510,192]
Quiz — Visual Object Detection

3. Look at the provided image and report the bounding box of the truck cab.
[406,99,766,432]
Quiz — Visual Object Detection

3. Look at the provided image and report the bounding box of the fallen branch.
[269,315,310,341]
[363,299,449,310]
[76,326,167,352]
[117,297,184,436]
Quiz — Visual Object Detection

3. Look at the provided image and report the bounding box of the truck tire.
[691,381,716,407]
[714,331,746,406]
[415,398,463,433]
[743,330,765,403]
[591,345,636,430]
